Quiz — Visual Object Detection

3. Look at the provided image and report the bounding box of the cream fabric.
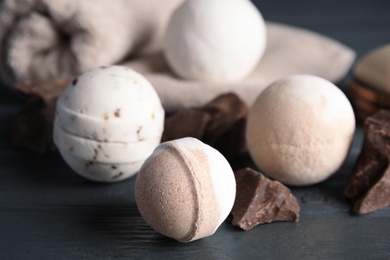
[125,22,356,112]
[0,0,183,84]
[0,0,355,113]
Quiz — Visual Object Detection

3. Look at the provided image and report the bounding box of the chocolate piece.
[345,110,390,214]
[13,97,57,153]
[348,82,381,124]
[348,92,380,125]
[13,78,70,153]
[349,91,381,115]
[162,93,248,160]
[231,168,300,230]
[348,44,390,122]
[348,80,390,107]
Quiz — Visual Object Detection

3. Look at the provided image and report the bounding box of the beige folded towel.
[1,0,355,113]
[124,22,355,112]
[0,0,183,84]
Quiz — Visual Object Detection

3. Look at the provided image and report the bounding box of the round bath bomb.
[53,65,164,182]
[164,0,266,83]
[135,137,236,242]
[246,74,355,186]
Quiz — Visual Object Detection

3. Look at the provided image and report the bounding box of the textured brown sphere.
[246,75,355,186]
[135,137,236,242]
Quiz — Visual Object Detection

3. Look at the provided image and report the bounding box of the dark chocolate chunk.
[347,80,390,124]
[231,168,300,230]
[13,78,71,153]
[162,93,248,160]
[345,110,390,214]
[349,80,390,107]
[13,97,57,153]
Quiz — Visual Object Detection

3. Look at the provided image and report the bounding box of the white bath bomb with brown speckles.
[135,137,236,242]
[164,0,266,83]
[246,74,355,186]
[54,65,164,182]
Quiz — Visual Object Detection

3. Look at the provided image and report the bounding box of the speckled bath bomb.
[246,74,355,186]
[135,137,236,242]
[53,65,164,182]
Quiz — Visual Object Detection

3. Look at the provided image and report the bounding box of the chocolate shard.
[348,80,390,108]
[162,110,211,141]
[13,78,70,153]
[231,168,300,231]
[162,93,248,160]
[347,80,390,124]
[345,110,390,214]
[13,97,57,153]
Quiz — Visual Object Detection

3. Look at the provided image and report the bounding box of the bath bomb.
[354,44,390,94]
[246,75,355,186]
[164,0,266,83]
[53,65,164,182]
[135,137,236,242]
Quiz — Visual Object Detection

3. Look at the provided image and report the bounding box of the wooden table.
[1,0,390,259]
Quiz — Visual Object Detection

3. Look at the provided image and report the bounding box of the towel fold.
[124,22,356,112]
[1,1,356,113]
[0,0,183,84]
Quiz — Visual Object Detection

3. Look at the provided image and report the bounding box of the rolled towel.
[0,0,183,85]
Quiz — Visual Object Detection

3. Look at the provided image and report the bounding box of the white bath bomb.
[164,0,266,83]
[246,75,355,186]
[54,65,165,182]
[135,137,236,242]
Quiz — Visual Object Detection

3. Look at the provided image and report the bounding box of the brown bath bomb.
[135,137,236,242]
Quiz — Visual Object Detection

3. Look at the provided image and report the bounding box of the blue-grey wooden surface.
[1,0,390,259]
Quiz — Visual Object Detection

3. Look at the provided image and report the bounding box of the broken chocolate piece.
[345,110,390,214]
[231,168,300,230]
[348,44,390,124]
[162,93,248,160]
[13,78,70,153]
[347,80,390,124]
[348,80,390,108]
[13,97,57,153]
